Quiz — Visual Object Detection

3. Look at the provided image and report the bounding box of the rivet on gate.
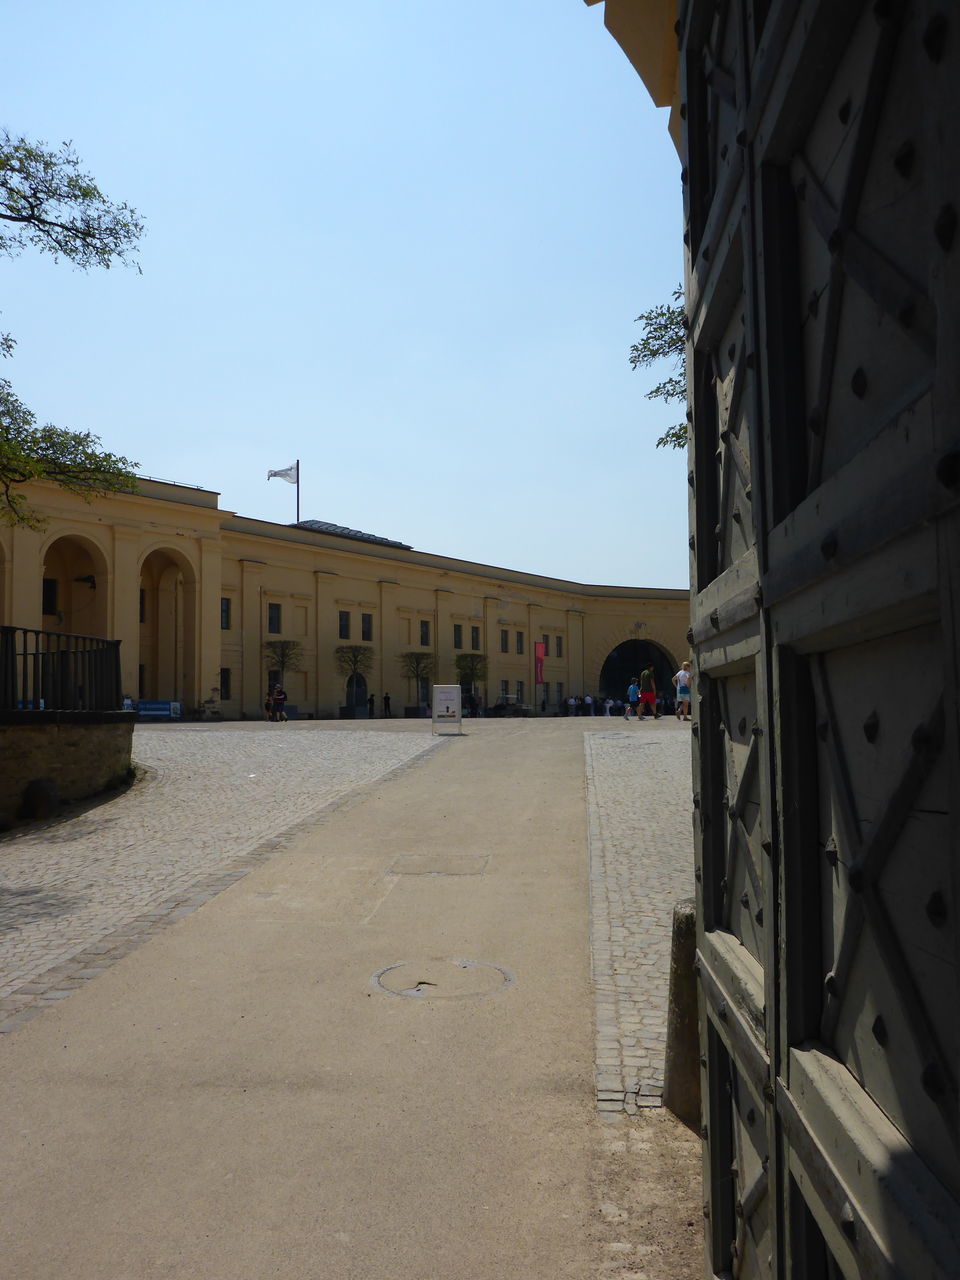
[847,864,865,893]
[840,1203,857,1241]
[837,97,852,124]
[754,906,764,926]
[851,366,867,398]
[824,835,839,866]
[922,1063,945,1100]
[922,13,949,63]
[892,139,916,178]
[862,711,880,742]
[824,971,840,999]
[926,890,948,927]
[872,1014,889,1047]
[717,1000,728,1022]
[934,205,957,253]
[740,891,750,909]
[761,838,773,857]
[936,450,960,489]
[820,533,839,560]
[817,720,829,741]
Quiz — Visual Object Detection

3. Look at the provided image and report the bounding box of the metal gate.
[679,1,960,1275]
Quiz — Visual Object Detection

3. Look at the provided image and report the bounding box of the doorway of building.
[598,639,678,711]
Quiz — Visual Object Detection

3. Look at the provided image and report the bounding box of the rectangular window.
[219,668,232,701]
[556,680,564,703]
[453,623,463,649]
[267,668,280,691]
[500,629,509,653]
[138,588,145,624]
[267,603,282,634]
[516,631,524,655]
[220,597,231,630]
[500,679,509,700]
[541,634,550,657]
[516,680,525,703]
[338,610,350,640]
[471,625,480,650]
[420,619,430,646]
[361,612,372,642]
[42,578,58,616]
[556,635,563,658]
[138,663,145,699]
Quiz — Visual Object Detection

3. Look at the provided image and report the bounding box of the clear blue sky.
[4,1,686,588]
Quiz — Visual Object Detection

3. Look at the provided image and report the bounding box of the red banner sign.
[534,641,546,684]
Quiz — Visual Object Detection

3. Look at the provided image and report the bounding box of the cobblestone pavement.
[0,724,440,1030]
[584,720,695,1113]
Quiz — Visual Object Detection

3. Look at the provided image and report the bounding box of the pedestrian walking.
[368,693,376,718]
[639,665,659,719]
[624,678,641,719]
[271,685,288,722]
[383,692,392,717]
[264,690,274,722]
[673,661,693,721]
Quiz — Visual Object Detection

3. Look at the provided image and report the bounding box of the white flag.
[267,462,298,484]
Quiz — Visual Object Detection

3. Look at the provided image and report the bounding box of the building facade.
[0,478,689,718]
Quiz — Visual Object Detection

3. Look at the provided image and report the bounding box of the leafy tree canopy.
[334,644,375,678]
[262,639,305,683]
[629,284,688,450]
[0,130,143,526]
[0,131,143,269]
[454,652,488,686]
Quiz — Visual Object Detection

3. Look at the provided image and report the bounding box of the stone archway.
[40,535,110,637]
[138,547,198,705]
[598,638,678,709]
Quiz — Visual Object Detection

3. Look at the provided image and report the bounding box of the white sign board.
[432,684,462,734]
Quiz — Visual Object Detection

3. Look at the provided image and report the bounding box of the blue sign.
[137,701,182,719]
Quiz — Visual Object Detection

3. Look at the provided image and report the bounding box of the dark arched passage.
[598,639,678,709]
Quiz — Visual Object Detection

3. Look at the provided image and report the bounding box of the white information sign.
[432,684,463,734]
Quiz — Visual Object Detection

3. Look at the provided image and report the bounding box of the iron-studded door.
[682,2,960,1275]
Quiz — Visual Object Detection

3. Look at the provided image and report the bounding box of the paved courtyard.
[0,718,695,1113]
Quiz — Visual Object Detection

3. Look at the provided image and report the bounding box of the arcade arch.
[138,546,198,704]
[40,534,110,637]
[597,638,678,709]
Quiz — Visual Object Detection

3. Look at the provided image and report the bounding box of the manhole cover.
[371,958,515,999]
[388,854,488,876]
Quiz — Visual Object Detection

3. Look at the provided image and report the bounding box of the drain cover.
[371,958,515,999]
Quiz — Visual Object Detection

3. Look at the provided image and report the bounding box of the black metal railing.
[0,626,122,712]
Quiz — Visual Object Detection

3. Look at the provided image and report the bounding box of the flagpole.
[296,459,300,523]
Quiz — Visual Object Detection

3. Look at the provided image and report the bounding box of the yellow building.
[1,477,689,718]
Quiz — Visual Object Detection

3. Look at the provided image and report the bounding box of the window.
[453,623,463,649]
[542,634,550,657]
[42,578,58,616]
[556,681,564,703]
[500,629,509,653]
[556,635,563,658]
[420,619,430,646]
[516,680,524,703]
[338,610,350,640]
[268,603,282,634]
[500,679,509,700]
[361,612,373,642]
[267,668,280,690]
[139,588,145,624]
[219,668,232,701]
[516,631,524,655]
[220,597,231,630]
[138,664,145,698]
[471,625,480,650]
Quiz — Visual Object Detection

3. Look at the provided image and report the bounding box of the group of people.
[263,685,288,722]
[623,661,692,721]
[562,661,693,722]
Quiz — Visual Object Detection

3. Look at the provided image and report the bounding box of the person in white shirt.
[673,661,692,721]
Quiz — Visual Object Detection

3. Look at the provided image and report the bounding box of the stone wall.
[0,714,135,828]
